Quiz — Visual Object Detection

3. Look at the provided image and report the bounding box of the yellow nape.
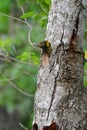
[46,41,50,47]
[85,51,87,59]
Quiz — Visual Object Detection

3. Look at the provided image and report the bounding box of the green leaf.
[45,0,51,6]
[39,16,47,26]
[20,12,35,19]
[17,51,30,61]
[31,52,39,65]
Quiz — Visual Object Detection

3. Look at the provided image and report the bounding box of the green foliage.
[20,12,35,19]
[0,0,51,129]
[20,0,51,27]
[0,0,10,11]
[0,0,11,33]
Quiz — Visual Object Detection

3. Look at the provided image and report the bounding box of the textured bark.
[34,0,87,130]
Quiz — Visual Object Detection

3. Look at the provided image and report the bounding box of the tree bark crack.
[46,68,60,121]
[60,25,65,44]
[70,3,83,51]
[75,8,81,34]
[46,28,65,121]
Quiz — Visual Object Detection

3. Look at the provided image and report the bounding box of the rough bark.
[34,0,87,130]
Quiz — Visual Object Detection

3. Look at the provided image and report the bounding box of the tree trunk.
[33,0,87,130]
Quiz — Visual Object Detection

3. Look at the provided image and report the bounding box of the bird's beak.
[37,42,44,49]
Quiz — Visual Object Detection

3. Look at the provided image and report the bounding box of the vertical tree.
[34,0,87,130]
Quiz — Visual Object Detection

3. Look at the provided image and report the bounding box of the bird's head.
[38,41,51,49]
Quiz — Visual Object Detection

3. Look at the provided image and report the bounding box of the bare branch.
[19,123,30,130]
[0,72,34,97]
[0,57,35,76]
[20,6,39,50]
[0,9,39,50]
[7,80,34,98]
[9,56,37,66]
[36,1,48,15]
[20,6,32,28]
[27,27,39,50]
[0,48,38,66]
[0,12,26,24]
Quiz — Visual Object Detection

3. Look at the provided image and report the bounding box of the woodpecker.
[37,40,52,57]
[37,40,52,67]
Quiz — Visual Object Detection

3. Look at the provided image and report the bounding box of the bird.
[37,40,52,67]
[37,40,52,57]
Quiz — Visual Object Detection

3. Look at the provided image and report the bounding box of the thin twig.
[36,1,48,15]
[0,72,34,98]
[0,48,37,66]
[0,57,36,76]
[0,12,26,24]
[9,56,37,66]
[20,6,39,50]
[19,123,30,130]
[27,27,39,50]
[0,9,39,50]
[0,11,38,49]
[6,76,18,81]
[20,6,31,28]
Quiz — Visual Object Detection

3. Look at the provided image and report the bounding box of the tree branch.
[0,73,34,97]
[0,12,26,24]
[0,57,35,76]
[19,123,30,130]
[20,6,39,49]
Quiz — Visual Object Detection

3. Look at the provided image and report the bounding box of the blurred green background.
[0,0,86,129]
